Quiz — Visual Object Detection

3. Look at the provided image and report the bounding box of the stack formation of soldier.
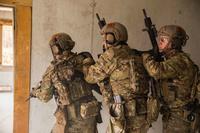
[30,12,200,133]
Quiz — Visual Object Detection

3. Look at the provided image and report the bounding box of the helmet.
[49,33,75,52]
[158,25,189,49]
[101,22,128,45]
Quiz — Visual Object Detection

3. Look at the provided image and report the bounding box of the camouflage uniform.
[143,25,200,133]
[84,22,150,133]
[31,33,100,133]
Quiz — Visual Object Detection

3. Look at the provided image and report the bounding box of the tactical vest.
[191,66,200,101]
[109,47,149,100]
[159,53,197,108]
[51,55,94,106]
[108,46,150,117]
[129,52,150,96]
[51,54,101,122]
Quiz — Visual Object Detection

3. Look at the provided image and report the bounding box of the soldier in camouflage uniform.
[83,22,150,133]
[143,25,200,133]
[31,33,101,133]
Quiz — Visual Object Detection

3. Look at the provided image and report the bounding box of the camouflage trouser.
[126,115,149,133]
[126,122,149,133]
[162,111,191,133]
[51,117,97,133]
[107,115,149,133]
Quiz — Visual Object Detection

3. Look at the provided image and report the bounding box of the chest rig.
[51,55,93,106]
[160,51,197,108]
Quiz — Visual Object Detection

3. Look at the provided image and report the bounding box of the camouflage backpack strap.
[183,65,200,132]
[190,65,199,100]
[53,54,76,77]
[129,49,150,94]
[196,71,200,101]
[130,49,160,124]
[52,56,77,105]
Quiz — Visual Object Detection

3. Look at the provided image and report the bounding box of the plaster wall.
[30,0,200,133]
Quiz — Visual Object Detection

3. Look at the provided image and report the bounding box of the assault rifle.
[25,81,42,102]
[25,92,35,102]
[96,13,106,29]
[142,9,161,99]
[96,13,106,54]
[142,9,162,62]
[25,85,59,102]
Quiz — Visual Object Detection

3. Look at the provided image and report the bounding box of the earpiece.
[105,33,116,45]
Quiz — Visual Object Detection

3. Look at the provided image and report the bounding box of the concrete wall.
[30,0,200,133]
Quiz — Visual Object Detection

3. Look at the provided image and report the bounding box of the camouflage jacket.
[32,52,97,105]
[85,45,149,103]
[143,50,197,108]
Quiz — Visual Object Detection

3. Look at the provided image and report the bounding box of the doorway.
[0,6,14,133]
[0,1,32,133]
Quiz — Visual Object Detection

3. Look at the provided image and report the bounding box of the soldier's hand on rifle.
[25,88,37,102]
[31,87,38,97]
[25,81,42,102]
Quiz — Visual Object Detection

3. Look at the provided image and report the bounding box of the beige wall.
[30,0,200,133]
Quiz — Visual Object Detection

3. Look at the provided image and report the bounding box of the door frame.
[0,1,32,133]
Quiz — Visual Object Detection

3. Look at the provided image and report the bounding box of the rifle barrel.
[142,9,147,18]
[25,96,31,102]
[96,13,100,21]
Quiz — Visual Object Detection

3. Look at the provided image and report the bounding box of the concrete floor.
[0,92,13,133]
